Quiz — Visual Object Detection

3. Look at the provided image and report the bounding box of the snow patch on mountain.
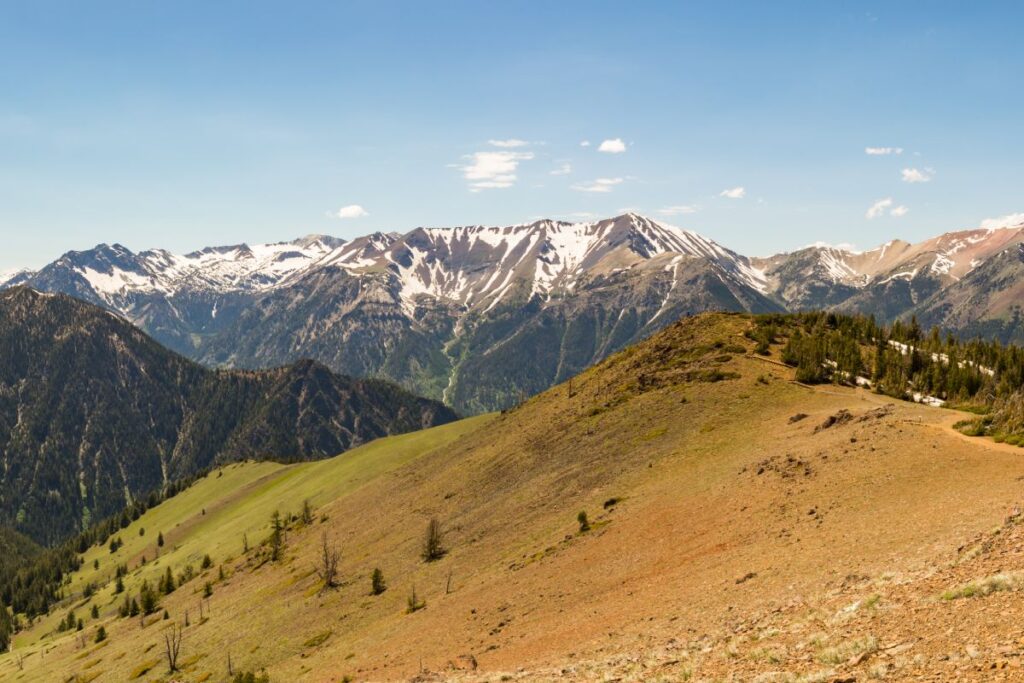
[930,253,955,276]
[57,237,343,301]
[0,268,35,287]
[299,214,769,315]
[817,248,861,282]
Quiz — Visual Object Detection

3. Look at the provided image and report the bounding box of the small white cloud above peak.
[901,167,934,183]
[866,197,908,219]
[865,146,904,155]
[804,240,860,253]
[550,162,572,176]
[571,177,623,193]
[460,150,534,191]
[597,138,627,154]
[979,212,1024,230]
[330,205,369,219]
[658,205,698,216]
[579,140,591,147]
[720,187,746,199]
[866,198,892,219]
[488,138,529,148]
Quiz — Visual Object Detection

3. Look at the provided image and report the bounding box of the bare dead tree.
[227,649,234,676]
[316,532,341,589]
[269,512,283,561]
[301,499,314,525]
[164,625,183,672]
[406,583,425,613]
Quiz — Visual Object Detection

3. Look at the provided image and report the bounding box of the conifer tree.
[140,580,158,615]
[371,567,387,595]
[421,518,446,562]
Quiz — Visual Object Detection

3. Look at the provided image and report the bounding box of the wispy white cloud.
[571,177,623,193]
[865,146,904,156]
[658,205,698,216]
[901,167,934,183]
[866,198,892,219]
[980,212,1024,230]
[597,138,627,154]
[460,150,534,191]
[719,186,746,199]
[329,204,369,219]
[579,140,591,147]
[488,138,529,148]
[805,240,860,252]
[550,162,572,176]
[865,197,908,219]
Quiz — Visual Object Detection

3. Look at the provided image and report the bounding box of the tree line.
[0,468,210,627]
[752,311,1024,412]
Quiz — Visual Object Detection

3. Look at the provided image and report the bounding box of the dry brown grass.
[5,313,1024,682]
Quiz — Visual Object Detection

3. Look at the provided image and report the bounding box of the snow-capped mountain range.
[756,224,1024,288]
[5,212,1024,412]
[19,235,343,298]
[5,214,767,313]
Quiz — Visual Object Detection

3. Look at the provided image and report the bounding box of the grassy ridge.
[8,312,1019,682]
[13,414,491,651]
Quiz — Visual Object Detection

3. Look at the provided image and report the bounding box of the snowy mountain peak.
[291,234,345,249]
[751,220,1024,312]
[0,268,35,288]
[20,236,342,300]
[2,215,772,317]
[332,213,771,313]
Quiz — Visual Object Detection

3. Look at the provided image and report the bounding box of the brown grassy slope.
[6,311,1024,682]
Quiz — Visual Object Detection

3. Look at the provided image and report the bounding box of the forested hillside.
[755,311,1024,439]
[0,287,456,546]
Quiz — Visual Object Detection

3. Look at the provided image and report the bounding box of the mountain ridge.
[7,212,1024,411]
[0,286,456,544]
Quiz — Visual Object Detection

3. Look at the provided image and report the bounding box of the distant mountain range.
[754,221,1024,327]
[0,287,455,544]
[5,212,1024,412]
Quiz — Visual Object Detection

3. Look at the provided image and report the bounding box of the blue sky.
[2,1,1023,270]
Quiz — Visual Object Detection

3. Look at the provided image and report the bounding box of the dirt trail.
[791,376,1024,457]
[914,413,1024,456]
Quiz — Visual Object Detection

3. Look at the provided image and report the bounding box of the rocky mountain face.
[754,220,1024,330]
[3,215,782,414]
[911,241,1024,343]
[13,236,345,357]
[7,213,1024,412]
[0,287,456,544]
